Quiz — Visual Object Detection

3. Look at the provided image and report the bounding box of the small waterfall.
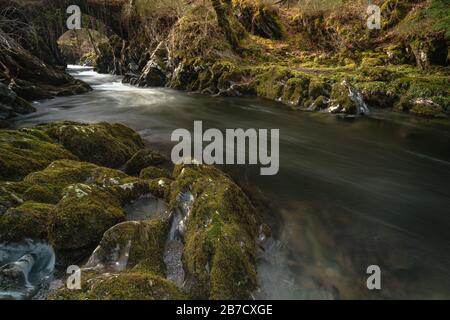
[344,80,370,116]
[164,190,195,288]
[0,240,55,300]
[169,191,194,241]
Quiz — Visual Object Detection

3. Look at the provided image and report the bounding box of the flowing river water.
[12,65,450,299]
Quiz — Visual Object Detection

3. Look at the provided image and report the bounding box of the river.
[13,65,450,299]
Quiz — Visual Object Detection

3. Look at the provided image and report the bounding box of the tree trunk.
[210,0,240,50]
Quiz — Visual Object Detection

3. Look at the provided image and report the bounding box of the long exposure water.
[14,66,450,299]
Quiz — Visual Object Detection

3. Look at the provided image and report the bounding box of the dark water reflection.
[14,66,450,299]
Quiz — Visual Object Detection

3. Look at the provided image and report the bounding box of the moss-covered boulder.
[0,181,28,215]
[329,80,370,115]
[309,95,329,111]
[147,178,172,202]
[3,159,150,259]
[251,66,292,100]
[21,159,146,205]
[140,166,171,180]
[329,81,355,114]
[42,122,145,168]
[0,128,77,181]
[396,97,447,118]
[86,220,169,276]
[123,149,169,176]
[51,271,186,300]
[170,164,260,299]
[48,183,125,256]
[0,201,54,242]
[281,76,310,106]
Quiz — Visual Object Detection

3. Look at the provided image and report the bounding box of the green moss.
[0,201,54,242]
[281,76,310,106]
[140,166,171,180]
[0,181,28,214]
[93,220,169,276]
[330,81,355,114]
[147,178,172,202]
[410,101,445,117]
[89,272,185,300]
[234,0,284,40]
[123,149,168,176]
[0,128,77,181]
[23,184,60,204]
[22,160,99,202]
[48,183,125,255]
[49,268,187,300]
[42,122,145,168]
[170,164,260,299]
[250,65,292,100]
[407,79,449,98]
[309,79,332,99]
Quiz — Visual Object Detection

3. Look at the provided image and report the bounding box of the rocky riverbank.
[1,1,449,125]
[0,122,267,300]
[82,0,449,118]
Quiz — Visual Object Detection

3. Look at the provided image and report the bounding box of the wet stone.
[124,193,170,221]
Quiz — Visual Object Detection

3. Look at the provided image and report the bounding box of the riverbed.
[14,65,450,299]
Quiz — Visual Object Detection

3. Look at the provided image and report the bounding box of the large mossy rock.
[170,164,260,300]
[86,220,169,276]
[48,183,125,256]
[123,149,169,176]
[42,122,145,168]
[0,122,146,181]
[0,158,152,261]
[0,123,182,300]
[0,127,78,181]
[0,201,54,242]
[51,271,186,300]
